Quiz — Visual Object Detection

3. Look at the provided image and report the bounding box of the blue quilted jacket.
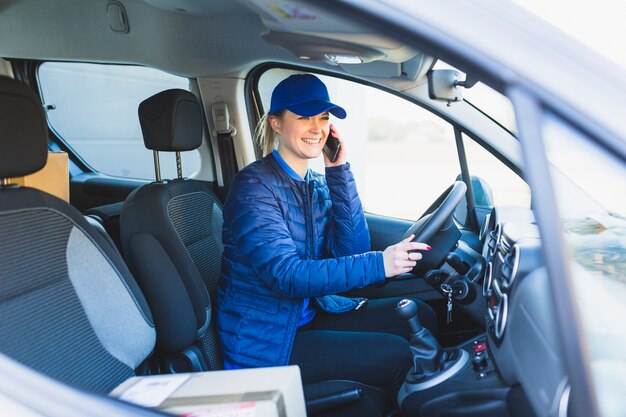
[216,155,386,368]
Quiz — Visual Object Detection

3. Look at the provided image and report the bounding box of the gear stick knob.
[396,298,445,381]
[396,299,423,336]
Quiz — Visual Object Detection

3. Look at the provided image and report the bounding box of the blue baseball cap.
[268,74,347,119]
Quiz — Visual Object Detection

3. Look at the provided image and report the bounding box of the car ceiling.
[0,0,432,85]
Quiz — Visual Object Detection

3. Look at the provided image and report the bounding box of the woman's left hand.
[323,124,347,167]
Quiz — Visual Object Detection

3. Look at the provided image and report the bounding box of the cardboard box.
[110,366,306,417]
[12,152,69,202]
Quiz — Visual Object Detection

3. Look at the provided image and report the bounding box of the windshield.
[464,84,516,135]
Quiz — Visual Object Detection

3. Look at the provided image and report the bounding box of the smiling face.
[270,110,330,172]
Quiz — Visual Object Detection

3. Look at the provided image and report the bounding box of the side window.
[459,69,530,208]
[257,69,460,220]
[38,62,200,180]
[463,134,531,208]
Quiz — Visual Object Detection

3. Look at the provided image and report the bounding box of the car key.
[441,283,453,324]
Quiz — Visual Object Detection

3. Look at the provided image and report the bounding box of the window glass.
[463,134,530,208]
[543,113,626,417]
[258,69,459,220]
[38,62,200,180]
[433,61,516,134]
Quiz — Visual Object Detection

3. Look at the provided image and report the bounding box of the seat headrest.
[0,76,48,178]
[138,89,203,152]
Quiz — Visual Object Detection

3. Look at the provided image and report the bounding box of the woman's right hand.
[382,234,431,278]
[322,124,347,167]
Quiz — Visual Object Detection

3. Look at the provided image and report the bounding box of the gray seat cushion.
[0,76,156,393]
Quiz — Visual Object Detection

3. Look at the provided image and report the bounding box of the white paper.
[177,402,257,417]
[119,374,190,407]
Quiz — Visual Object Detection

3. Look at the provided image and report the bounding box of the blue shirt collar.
[272,150,309,182]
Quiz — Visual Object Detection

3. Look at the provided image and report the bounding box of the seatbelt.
[211,102,238,200]
[453,126,479,230]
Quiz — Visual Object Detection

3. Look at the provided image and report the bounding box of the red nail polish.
[426,245,431,250]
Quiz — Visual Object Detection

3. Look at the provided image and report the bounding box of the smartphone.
[323,131,341,163]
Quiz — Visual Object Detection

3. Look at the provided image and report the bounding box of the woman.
[216,73,437,393]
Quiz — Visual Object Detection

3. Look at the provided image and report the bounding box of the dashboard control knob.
[472,354,488,371]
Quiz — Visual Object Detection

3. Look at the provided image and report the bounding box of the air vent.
[491,280,509,340]
[483,261,493,297]
[494,292,509,339]
[500,234,512,254]
[500,244,520,288]
[487,223,501,257]
[479,215,490,242]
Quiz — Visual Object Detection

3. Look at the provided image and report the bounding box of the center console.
[396,218,544,417]
[397,334,511,416]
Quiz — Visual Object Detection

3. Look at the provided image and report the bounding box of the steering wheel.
[402,181,467,275]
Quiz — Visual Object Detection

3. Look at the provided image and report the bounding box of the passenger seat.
[0,76,155,393]
[120,89,224,372]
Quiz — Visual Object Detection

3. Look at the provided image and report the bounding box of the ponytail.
[254,110,285,157]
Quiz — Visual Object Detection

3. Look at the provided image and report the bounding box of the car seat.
[120,89,223,372]
[0,75,155,394]
[119,89,394,416]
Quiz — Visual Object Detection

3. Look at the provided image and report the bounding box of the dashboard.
[484,218,541,343]
[479,206,570,417]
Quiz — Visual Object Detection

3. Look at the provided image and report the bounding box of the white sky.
[512,0,626,68]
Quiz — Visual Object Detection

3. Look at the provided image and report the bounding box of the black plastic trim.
[306,388,362,415]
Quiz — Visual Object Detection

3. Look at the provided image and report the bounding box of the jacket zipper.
[286,180,315,365]
[305,181,315,259]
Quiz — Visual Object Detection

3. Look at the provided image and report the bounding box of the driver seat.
[120,89,394,416]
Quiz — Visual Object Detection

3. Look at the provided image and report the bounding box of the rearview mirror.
[428,69,463,104]
[428,69,479,105]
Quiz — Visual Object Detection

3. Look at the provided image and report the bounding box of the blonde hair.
[255,110,285,157]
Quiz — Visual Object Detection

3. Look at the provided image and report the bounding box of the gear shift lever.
[396,299,444,381]
[396,299,422,335]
